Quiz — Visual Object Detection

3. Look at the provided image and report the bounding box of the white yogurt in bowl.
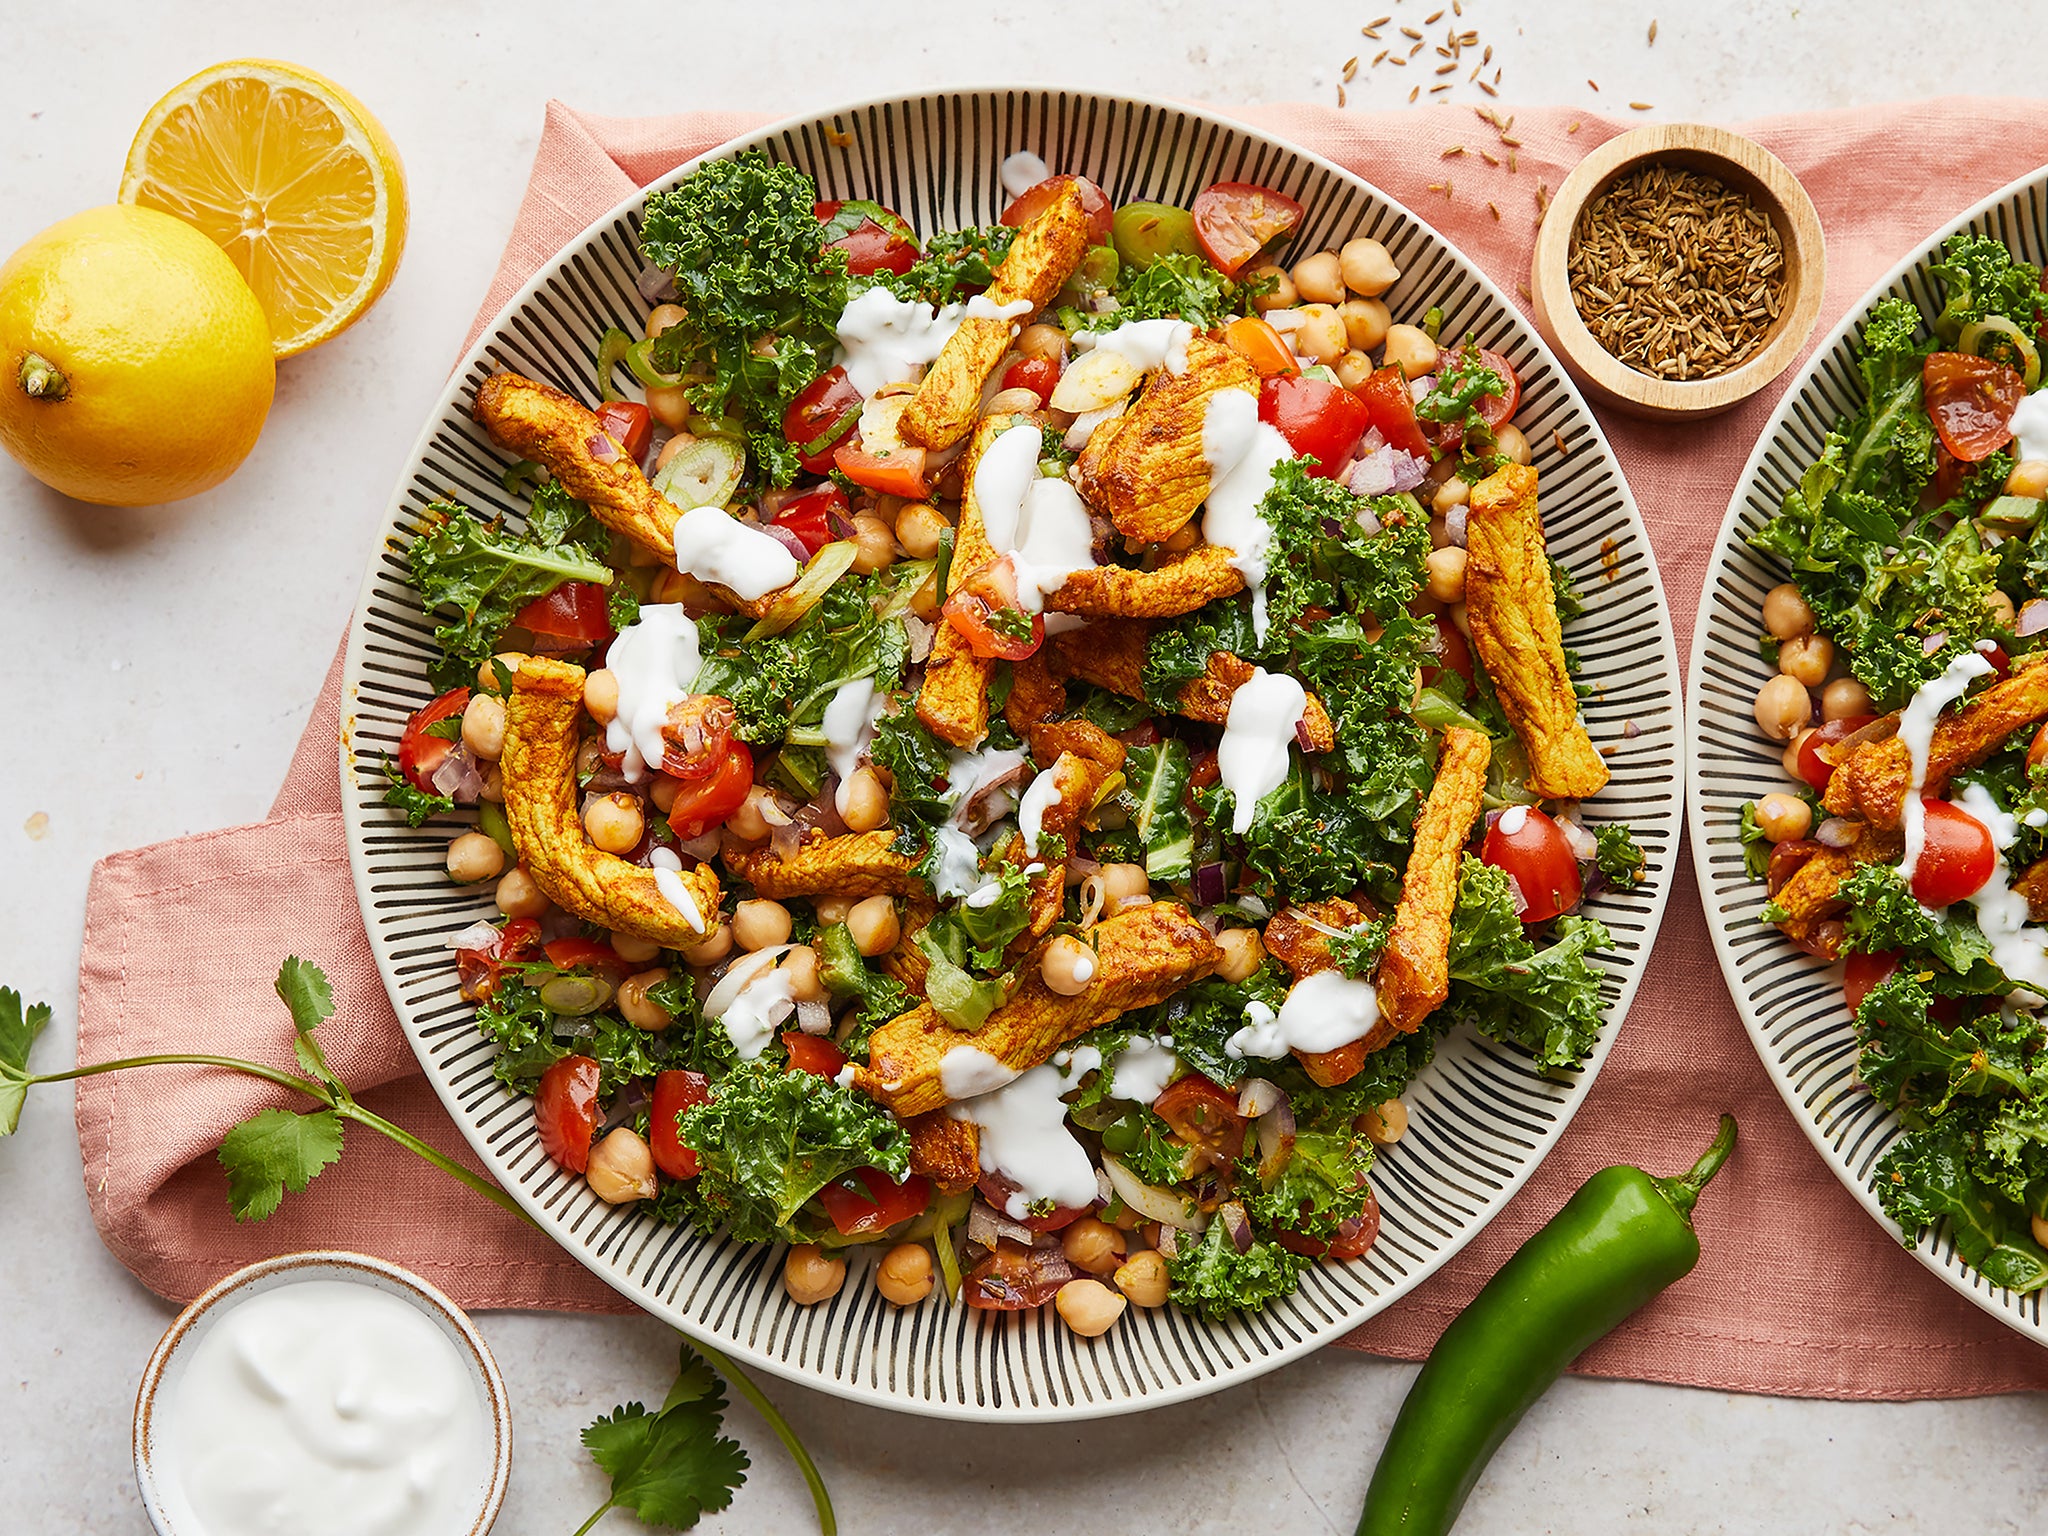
[135,1252,510,1536]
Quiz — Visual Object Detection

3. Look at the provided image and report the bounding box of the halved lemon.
[119,59,407,358]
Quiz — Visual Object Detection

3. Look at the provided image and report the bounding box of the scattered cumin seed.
[1482,43,1493,64]
[1469,63,1481,81]
[1401,25,1423,38]
[1630,101,1654,111]
[1517,281,1532,299]
[1588,78,1600,91]
[1478,81,1499,96]
[1410,40,1425,55]
[1369,12,1391,23]
[1480,150,1501,166]
[1648,18,1658,43]
[1429,82,1452,93]
[1338,84,1348,107]
[1363,25,1381,38]
[1499,134,1522,146]
[1373,48,1389,63]
[1508,149,1518,172]
[1454,0,1462,11]
[1568,120,1582,133]
[1389,53,1407,66]
[1409,85,1421,101]
[1435,61,1458,75]
[1554,429,1572,456]
[1492,66,1502,83]
[1488,201,1501,220]
[1344,59,1359,81]
[1425,7,1444,20]
[1442,144,1466,157]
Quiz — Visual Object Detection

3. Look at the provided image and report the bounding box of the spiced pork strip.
[1263,896,1380,1087]
[1373,727,1493,1040]
[1824,658,2048,827]
[1073,333,1257,543]
[723,831,923,900]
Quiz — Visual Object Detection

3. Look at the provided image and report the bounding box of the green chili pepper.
[1356,1113,1737,1536]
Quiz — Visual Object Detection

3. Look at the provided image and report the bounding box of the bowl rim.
[132,1249,513,1536]
[1532,122,1827,416]
[339,81,1685,1420]
[1686,158,2048,1341]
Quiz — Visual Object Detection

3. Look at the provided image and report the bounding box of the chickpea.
[1986,588,2018,629]
[847,894,900,957]
[1495,422,1533,467]
[1041,934,1098,997]
[1293,303,1348,364]
[1017,322,1068,362]
[1245,263,1296,312]
[611,930,662,964]
[1213,926,1265,984]
[1100,862,1150,907]
[478,652,527,692]
[586,1128,657,1204]
[1112,1249,1170,1308]
[727,784,779,843]
[1754,792,1814,844]
[649,775,681,814]
[732,898,793,951]
[495,865,548,918]
[478,764,505,804]
[782,1244,846,1305]
[1425,546,1468,604]
[1778,632,1834,689]
[1762,582,1815,641]
[986,386,1045,417]
[813,894,854,926]
[654,431,699,472]
[645,384,691,433]
[446,831,505,884]
[617,968,674,1031]
[1055,1277,1127,1337]
[2033,1213,2048,1250]
[895,501,950,561]
[1332,350,1375,391]
[679,922,734,968]
[583,793,645,855]
[2008,459,2048,499]
[1340,236,1401,297]
[1359,1098,1409,1146]
[1381,322,1438,379]
[1291,250,1345,305]
[875,1242,935,1305]
[460,693,507,761]
[1753,673,1813,742]
[644,302,688,340]
[1783,726,1817,780]
[783,944,826,1003]
[1339,296,1393,352]
[1821,677,1873,722]
[1160,521,1201,554]
[839,766,892,833]
[1061,1216,1128,1277]
[909,571,943,622]
[583,668,621,725]
[1432,475,1471,514]
[848,513,899,576]
[1447,600,1470,639]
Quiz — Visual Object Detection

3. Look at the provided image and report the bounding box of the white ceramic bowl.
[133,1251,512,1536]
[1689,166,2048,1343]
[339,86,1685,1419]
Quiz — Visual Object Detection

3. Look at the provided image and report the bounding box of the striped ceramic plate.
[1689,168,2048,1344]
[340,88,1683,1419]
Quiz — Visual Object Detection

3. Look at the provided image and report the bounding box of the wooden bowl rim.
[1531,122,1827,418]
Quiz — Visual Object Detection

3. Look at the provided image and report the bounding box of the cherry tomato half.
[1910,798,1997,908]
[942,559,1044,661]
[1420,613,1475,690]
[1353,366,1435,458]
[1793,715,1877,791]
[1191,181,1304,278]
[782,366,864,475]
[1842,951,1901,1018]
[814,199,919,277]
[820,1167,932,1238]
[543,936,628,974]
[782,1030,848,1078]
[1427,345,1521,450]
[977,1171,1088,1233]
[1481,806,1584,923]
[773,485,851,558]
[834,439,929,498]
[1001,175,1113,243]
[1001,355,1063,405]
[1152,1074,1246,1171]
[594,400,652,464]
[1277,1186,1382,1261]
[660,694,737,781]
[534,1054,602,1174]
[454,915,541,1002]
[1259,374,1372,479]
[1222,315,1301,378]
[964,1238,1074,1310]
[1923,352,2024,462]
[515,581,614,645]
[398,687,470,793]
[667,742,754,840]
[650,1069,712,1180]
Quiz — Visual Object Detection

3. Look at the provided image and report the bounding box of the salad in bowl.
[382,148,1646,1334]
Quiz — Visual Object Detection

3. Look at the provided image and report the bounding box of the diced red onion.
[794,997,833,1035]
[1193,861,1228,906]
[1388,450,1429,494]
[445,919,501,952]
[967,1199,1036,1249]
[600,1077,652,1133]
[1815,817,1859,849]
[586,432,621,464]
[770,796,834,860]
[635,265,677,303]
[1156,1224,1182,1260]
[1921,630,1948,656]
[1409,374,1437,401]
[538,907,583,943]
[675,828,722,862]
[1255,1097,1298,1183]
[1445,503,1469,547]
[1622,719,1642,739]
[904,615,936,663]
[2018,599,2048,637]
[1560,818,1599,862]
[955,760,1031,834]
[1353,502,1384,535]
[1218,1201,1256,1255]
[431,744,486,803]
[1505,872,1530,918]
[1483,806,1504,833]
[1349,448,1398,497]
[1238,1078,1282,1118]
[761,523,811,563]
[1235,894,1271,919]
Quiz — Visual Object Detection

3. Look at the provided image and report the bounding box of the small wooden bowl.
[1530,123,1826,421]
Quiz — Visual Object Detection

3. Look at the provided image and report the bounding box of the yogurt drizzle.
[603,603,703,782]
[971,423,1099,610]
[1227,970,1383,1058]
[1216,668,1308,834]
[670,505,799,600]
[1952,781,2048,998]
[1896,650,1994,883]
[1199,389,1295,643]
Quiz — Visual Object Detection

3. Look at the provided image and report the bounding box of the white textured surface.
[5,3,2048,1532]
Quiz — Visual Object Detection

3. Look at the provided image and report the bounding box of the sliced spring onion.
[623,337,685,389]
[934,525,956,604]
[538,973,614,1016]
[1101,1155,1210,1231]
[1959,315,2042,389]
[475,799,516,859]
[499,459,548,496]
[595,327,634,403]
[744,540,860,641]
[651,437,745,510]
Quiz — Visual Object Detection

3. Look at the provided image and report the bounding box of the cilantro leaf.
[581,1344,749,1533]
[0,987,52,1136]
[1593,824,1648,889]
[274,956,340,1090]
[217,1107,346,1222]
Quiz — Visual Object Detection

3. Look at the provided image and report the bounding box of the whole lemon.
[0,204,275,506]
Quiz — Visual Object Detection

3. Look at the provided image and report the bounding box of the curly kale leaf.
[1930,232,2045,343]
[1855,969,2048,1112]
[1167,1222,1309,1316]
[1442,858,1611,1072]
[1246,1128,1376,1242]
[676,1058,909,1242]
[1837,863,1995,978]
[641,153,850,486]
[1876,1121,2048,1292]
[473,980,569,1090]
[1257,459,1432,636]
[1100,1106,1195,1187]
[883,224,1015,305]
[407,503,614,690]
[691,576,909,746]
[380,756,455,827]
[1104,252,1241,329]
[1593,824,1648,889]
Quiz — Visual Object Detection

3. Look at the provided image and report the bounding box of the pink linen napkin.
[75,94,2048,1396]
